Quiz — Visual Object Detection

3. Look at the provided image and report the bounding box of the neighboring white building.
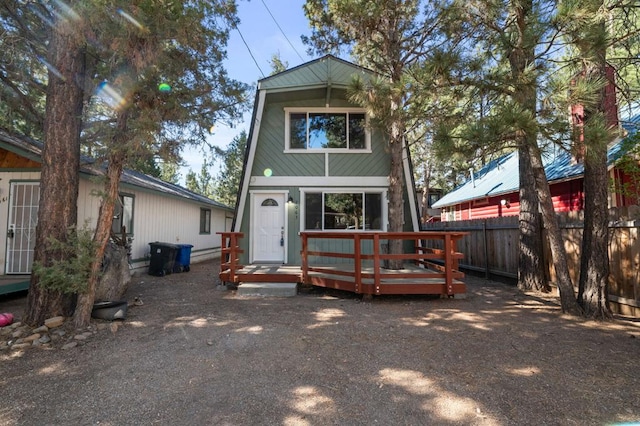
[0,129,233,289]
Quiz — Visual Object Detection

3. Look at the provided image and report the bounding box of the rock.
[44,316,65,328]
[11,342,31,350]
[23,333,41,343]
[110,323,119,333]
[62,341,78,350]
[74,334,89,341]
[12,330,24,339]
[38,334,51,344]
[33,325,49,334]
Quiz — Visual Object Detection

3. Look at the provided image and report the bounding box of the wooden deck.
[219,231,468,297]
[0,275,30,296]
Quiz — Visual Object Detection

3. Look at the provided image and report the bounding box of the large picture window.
[304,191,383,231]
[287,109,368,150]
[112,194,134,235]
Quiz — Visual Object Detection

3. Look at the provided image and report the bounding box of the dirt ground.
[1,259,639,426]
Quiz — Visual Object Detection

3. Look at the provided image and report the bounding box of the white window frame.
[284,107,372,153]
[112,193,134,235]
[299,187,388,232]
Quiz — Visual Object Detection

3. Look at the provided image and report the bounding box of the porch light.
[500,199,510,208]
[288,196,294,204]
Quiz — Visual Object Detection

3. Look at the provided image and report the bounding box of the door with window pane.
[6,182,40,274]
[252,193,285,263]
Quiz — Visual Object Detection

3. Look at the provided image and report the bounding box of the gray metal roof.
[433,110,640,209]
[0,129,232,211]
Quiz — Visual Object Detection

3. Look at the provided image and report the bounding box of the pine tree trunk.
[578,143,611,318]
[24,8,84,326]
[577,59,612,319]
[518,147,548,292]
[387,103,405,270]
[74,115,128,327]
[508,0,548,292]
[528,143,581,314]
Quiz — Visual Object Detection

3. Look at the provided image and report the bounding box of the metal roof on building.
[433,110,640,209]
[0,129,232,211]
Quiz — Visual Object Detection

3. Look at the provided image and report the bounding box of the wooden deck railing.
[218,232,244,284]
[218,231,468,296]
[300,231,467,295]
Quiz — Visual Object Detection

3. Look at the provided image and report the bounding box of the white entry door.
[6,182,40,274]
[252,193,285,263]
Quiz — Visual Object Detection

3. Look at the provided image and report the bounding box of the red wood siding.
[441,178,585,221]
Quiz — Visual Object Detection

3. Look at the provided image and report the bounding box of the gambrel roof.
[258,54,376,93]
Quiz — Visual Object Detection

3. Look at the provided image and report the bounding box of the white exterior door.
[6,182,40,274]
[252,193,285,263]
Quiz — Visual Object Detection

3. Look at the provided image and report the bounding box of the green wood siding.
[251,95,389,178]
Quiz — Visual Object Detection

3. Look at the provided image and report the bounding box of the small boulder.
[44,316,65,328]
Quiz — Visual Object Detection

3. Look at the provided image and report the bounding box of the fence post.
[483,220,489,279]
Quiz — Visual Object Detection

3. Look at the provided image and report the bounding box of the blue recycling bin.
[174,244,194,272]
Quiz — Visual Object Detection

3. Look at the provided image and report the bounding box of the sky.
[180,0,316,183]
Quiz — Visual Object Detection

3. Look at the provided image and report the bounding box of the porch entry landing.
[219,231,467,297]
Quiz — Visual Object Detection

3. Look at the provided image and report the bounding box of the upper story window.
[285,108,370,151]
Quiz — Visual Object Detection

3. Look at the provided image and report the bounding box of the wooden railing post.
[373,233,381,294]
[229,233,237,283]
[301,232,308,284]
[444,234,454,296]
[354,233,361,293]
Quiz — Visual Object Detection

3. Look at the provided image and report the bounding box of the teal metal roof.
[433,110,640,209]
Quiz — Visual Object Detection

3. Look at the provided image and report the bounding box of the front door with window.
[252,193,285,263]
[6,182,40,274]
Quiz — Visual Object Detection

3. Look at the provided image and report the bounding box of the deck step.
[236,282,297,297]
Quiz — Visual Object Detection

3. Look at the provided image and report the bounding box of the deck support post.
[444,234,454,296]
[373,234,381,295]
[354,234,361,293]
[301,233,308,284]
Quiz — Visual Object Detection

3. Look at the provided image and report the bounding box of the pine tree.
[9,0,249,325]
[214,130,247,208]
[304,0,458,268]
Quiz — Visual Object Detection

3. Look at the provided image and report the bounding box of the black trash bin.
[173,244,194,272]
[148,242,179,276]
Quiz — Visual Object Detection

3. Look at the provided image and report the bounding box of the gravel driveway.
[1,259,639,425]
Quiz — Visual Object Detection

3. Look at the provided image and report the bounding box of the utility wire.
[231,20,265,78]
[260,0,306,63]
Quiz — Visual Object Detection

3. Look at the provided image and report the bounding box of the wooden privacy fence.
[423,215,640,317]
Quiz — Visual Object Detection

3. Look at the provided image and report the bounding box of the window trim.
[112,193,135,236]
[299,187,387,232]
[200,208,212,234]
[284,107,372,153]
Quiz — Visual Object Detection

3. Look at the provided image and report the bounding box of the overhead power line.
[260,0,306,63]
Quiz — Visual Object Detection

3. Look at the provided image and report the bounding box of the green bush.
[32,226,98,294]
